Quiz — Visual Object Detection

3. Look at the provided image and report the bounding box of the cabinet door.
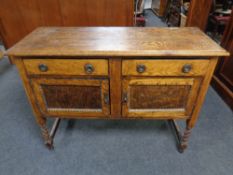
[31,78,110,118]
[122,78,201,119]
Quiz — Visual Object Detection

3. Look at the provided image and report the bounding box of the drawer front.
[23,59,108,76]
[122,59,210,76]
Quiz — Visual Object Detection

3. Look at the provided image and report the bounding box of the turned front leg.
[38,118,54,149]
[178,125,192,153]
[178,57,219,152]
[15,58,62,149]
[168,119,192,153]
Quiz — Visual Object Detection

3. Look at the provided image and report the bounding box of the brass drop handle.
[136,64,146,73]
[84,63,94,74]
[122,93,128,103]
[104,93,110,105]
[182,64,192,73]
[38,64,48,72]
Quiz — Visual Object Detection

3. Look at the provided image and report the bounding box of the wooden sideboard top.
[7,27,229,57]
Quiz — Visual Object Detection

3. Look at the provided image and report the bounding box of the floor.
[0,10,233,175]
[144,9,168,27]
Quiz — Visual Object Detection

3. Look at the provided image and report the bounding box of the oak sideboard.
[7,27,229,153]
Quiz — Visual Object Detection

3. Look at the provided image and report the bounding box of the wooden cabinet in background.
[167,0,182,26]
[186,0,213,30]
[212,11,233,110]
[0,0,134,48]
[152,0,168,17]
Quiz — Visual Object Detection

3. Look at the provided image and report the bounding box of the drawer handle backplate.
[122,93,128,103]
[104,93,110,105]
[38,64,48,72]
[136,64,146,73]
[84,63,94,74]
[182,64,192,73]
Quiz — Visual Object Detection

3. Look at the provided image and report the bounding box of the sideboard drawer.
[23,59,108,76]
[122,59,210,76]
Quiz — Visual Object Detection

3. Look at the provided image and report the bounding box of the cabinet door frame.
[122,77,201,119]
[31,78,110,118]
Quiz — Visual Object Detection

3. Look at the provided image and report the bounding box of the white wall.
[144,0,152,9]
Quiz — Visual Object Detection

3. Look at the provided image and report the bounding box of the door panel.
[122,78,201,118]
[31,78,110,118]
[129,85,191,109]
[42,85,102,109]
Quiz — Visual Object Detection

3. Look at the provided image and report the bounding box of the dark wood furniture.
[7,27,229,153]
[212,11,233,110]
[166,0,182,26]
[152,0,168,17]
[209,15,231,39]
[186,0,213,30]
[207,0,232,41]
[0,0,134,48]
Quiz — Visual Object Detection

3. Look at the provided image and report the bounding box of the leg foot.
[179,126,192,153]
[168,120,192,153]
[40,123,54,150]
[178,146,184,153]
[45,140,54,150]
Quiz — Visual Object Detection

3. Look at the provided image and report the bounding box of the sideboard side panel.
[189,57,219,128]
[14,58,45,125]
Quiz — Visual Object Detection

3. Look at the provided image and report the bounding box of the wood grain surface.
[7,27,229,57]
[122,59,210,76]
[0,0,134,48]
[109,59,122,117]
[23,59,108,76]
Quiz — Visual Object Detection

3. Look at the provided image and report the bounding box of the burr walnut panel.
[42,85,102,109]
[31,78,110,118]
[129,85,191,109]
[122,78,201,118]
